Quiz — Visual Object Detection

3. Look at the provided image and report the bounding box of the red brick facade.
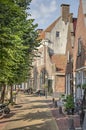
[73,0,86,99]
[73,0,86,71]
[30,2,86,98]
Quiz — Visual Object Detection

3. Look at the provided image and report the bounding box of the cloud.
[29,0,58,28]
[28,0,79,29]
[39,0,57,15]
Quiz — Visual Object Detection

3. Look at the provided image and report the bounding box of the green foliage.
[0,0,39,84]
[64,95,74,110]
[0,0,40,101]
[15,0,32,9]
[77,84,81,88]
[82,84,86,89]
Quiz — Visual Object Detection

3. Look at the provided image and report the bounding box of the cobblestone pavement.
[0,93,82,130]
[0,93,58,130]
[47,99,82,130]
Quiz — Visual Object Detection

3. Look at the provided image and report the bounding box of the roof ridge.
[45,16,61,32]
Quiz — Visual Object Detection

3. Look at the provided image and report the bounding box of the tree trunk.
[10,85,13,103]
[1,85,6,103]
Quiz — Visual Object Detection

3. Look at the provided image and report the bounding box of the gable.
[45,17,61,32]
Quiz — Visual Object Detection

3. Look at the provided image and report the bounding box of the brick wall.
[55,76,65,93]
[73,0,86,71]
[61,4,70,22]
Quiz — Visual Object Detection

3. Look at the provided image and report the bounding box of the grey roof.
[82,0,86,14]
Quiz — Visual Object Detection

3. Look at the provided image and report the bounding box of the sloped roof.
[38,16,61,40]
[45,17,61,32]
[51,54,67,73]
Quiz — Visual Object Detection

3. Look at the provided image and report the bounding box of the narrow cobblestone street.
[48,103,82,130]
[0,93,58,130]
[0,92,82,130]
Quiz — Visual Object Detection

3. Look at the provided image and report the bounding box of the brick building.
[29,4,77,98]
[73,0,86,100]
[65,16,77,95]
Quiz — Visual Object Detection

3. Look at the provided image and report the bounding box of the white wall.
[46,18,69,54]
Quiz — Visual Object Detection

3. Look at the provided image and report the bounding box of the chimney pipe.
[61,4,70,22]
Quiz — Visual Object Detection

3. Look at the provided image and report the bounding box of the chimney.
[61,4,70,22]
[37,29,43,34]
[69,13,73,23]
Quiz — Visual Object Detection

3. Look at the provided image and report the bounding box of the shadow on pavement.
[29,100,46,103]
[0,112,15,120]
[9,120,53,130]
[17,102,30,105]
[14,105,22,108]
[30,104,48,109]
[17,110,52,122]
[0,110,51,124]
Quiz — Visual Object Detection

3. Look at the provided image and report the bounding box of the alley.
[0,93,58,130]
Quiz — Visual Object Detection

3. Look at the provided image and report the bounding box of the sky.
[29,0,79,30]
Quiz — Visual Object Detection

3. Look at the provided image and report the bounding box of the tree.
[64,95,74,115]
[0,0,40,103]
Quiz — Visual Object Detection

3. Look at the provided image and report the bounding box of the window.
[78,38,82,55]
[56,31,60,37]
[67,51,70,63]
[77,71,81,85]
[71,32,74,36]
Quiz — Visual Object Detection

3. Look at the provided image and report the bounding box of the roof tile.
[51,54,67,73]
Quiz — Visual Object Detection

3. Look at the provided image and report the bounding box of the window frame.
[56,31,60,37]
[78,38,82,56]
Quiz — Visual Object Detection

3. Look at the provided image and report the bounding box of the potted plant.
[77,84,81,88]
[64,94,74,115]
[82,84,86,109]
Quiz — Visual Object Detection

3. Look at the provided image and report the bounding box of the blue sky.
[29,0,79,29]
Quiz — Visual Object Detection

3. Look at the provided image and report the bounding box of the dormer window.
[56,31,60,37]
[78,38,82,56]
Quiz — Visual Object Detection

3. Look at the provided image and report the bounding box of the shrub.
[64,95,74,110]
